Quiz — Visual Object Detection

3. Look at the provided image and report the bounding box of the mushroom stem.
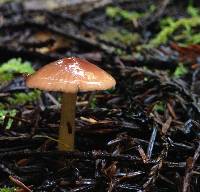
[58,92,77,151]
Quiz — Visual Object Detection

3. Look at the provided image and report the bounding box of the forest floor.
[0,0,200,191]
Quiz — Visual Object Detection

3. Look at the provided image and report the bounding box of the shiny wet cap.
[26,57,116,93]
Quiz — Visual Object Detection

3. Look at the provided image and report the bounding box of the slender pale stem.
[58,92,77,151]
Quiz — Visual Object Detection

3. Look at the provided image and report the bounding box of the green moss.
[106,5,155,22]
[187,33,200,44]
[144,2,200,48]
[89,97,97,109]
[0,90,40,129]
[106,6,144,21]
[0,58,39,129]
[153,101,165,113]
[173,64,188,78]
[0,188,15,192]
[187,0,200,17]
[0,58,34,82]
[8,91,41,105]
[99,28,140,46]
[149,16,200,47]
[0,109,17,129]
[0,90,40,128]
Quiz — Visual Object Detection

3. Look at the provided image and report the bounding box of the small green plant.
[187,0,200,17]
[99,28,141,46]
[0,91,40,129]
[0,58,39,129]
[0,58,34,82]
[153,101,165,113]
[186,33,200,44]
[173,64,188,78]
[89,96,97,109]
[106,5,155,22]
[0,109,17,129]
[106,6,144,21]
[0,188,15,192]
[149,16,200,47]
[8,91,41,105]
[143,2,200,48]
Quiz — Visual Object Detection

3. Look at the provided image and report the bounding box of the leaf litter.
[0,0,200,191]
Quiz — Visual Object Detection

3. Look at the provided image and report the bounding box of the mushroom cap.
[26,57,116,93]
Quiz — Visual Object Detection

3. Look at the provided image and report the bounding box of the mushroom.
[26,57,116,151]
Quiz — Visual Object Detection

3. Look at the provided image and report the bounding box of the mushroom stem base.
[58,92,77,151]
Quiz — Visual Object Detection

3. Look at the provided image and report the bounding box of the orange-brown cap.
[26,57,116,93]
